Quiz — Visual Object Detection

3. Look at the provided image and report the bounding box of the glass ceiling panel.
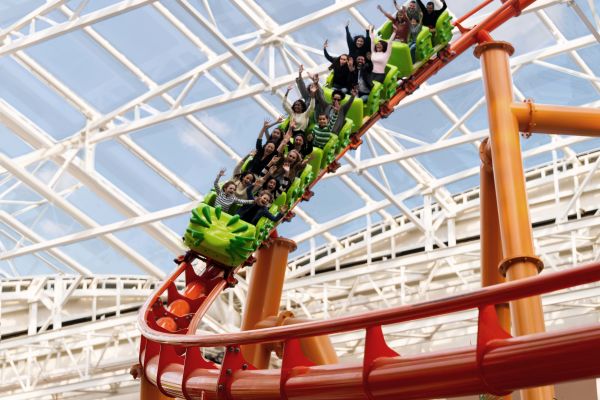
[0,57,86,139]
[91,5,210,84]
[25,30,149,114]
[0,0,598,277]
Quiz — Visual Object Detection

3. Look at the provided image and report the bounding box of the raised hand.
[268,156,280,166]
[377,5,384,12]
[263,118,271,128]
[348,57,355,71]
[283,130,293,141]
[345,20,350,28]
[218,168,226,176]
[279,204,289,213]
[290,119,297,129]
[276,115,284,123]
[298,64,304,77]
[286,83,294,92]
[323,39,329,49]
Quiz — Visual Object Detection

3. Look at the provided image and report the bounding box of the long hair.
[262,177,281,194]
[329,53,350,71]
[273,149,304,181]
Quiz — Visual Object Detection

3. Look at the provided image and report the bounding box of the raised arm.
[305,96,316,117]
[257,118,270,141]
[214,169,225,194]
[416,0,427,12]
[277,123,294,154]
[393,0,402,12]
[439,0,447,13]
[365,26,372,50]
[377,4,396,23]
[345,22,354,50]
[282,84,294,115]
[341,87,357,114]
[323,41,336,63]
[369,28,376,54]
[233,155,247,176]
[386,30,397,54]
[295,64,309,99]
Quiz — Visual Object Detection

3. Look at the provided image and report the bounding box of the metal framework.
[0,0,599,398]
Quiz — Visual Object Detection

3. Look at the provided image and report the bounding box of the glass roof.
[0,0,599,277]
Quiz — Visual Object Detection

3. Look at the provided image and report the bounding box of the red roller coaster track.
[138,1,600,399]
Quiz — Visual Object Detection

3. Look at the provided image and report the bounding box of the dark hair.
[292,99,307,113]
[426,1,434,5]
[242,172,255,182]
[353,35,366,45]
[262,177,280,193]
[223,181,236,190]
[376,40,388,52]
[258,190,273,202]
[329,53,350,71]
[332,89,345,100]
[317,113,329,120]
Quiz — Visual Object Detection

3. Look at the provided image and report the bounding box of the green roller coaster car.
[286,164,313,206]
[184,190,291,266]
[184,203,257,267]
[433,10,454,47]
[337,118,354,151]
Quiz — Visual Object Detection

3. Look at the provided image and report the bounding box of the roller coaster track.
[138,1,600,398]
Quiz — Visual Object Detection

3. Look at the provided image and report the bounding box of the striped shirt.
[312,125,333,148]
[214,176,254,213]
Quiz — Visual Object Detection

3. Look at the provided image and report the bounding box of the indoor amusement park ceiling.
[0,0,599,399]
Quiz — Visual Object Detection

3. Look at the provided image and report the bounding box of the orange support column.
[256,313,338,365]
[479,139,511,333]
[240,237,297,368]
[475,41,554,400]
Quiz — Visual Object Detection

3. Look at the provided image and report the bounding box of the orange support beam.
[240,237,297,368]
[475,40,554,400]
[256,314,338,365]
[240,238,338,368]
[511,102,600,136]
[479,139,511,333]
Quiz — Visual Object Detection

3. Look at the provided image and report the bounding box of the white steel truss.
[0,0,599,398]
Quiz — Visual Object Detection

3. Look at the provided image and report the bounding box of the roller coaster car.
[325,73,384,119]
[377,9,454,74]
[183,198,256,267]
[184,164,313,266]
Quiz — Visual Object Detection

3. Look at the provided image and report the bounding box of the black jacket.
[417,0,447,28]
[345,26,371,60]
[237,204,282,225]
